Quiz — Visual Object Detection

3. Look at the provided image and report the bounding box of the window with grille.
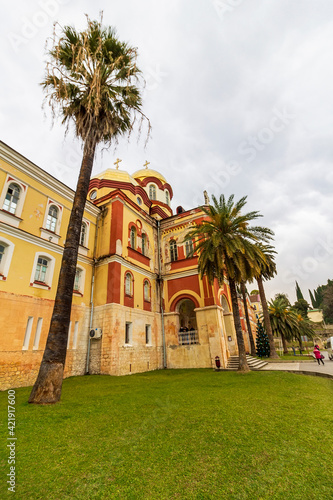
[2,183,20,214]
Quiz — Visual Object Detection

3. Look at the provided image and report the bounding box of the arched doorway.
[177,298,197,330]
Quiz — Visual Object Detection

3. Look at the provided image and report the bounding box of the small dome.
[133,168,167,184]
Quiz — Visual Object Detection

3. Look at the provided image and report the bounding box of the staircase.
[226,355,268,371]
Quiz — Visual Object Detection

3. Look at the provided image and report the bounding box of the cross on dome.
[143,160,150,169]
[114,158,122,170]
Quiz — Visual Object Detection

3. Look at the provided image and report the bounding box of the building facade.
[0,142,256,390]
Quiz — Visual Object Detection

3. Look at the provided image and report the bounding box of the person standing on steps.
[313,346,324,366]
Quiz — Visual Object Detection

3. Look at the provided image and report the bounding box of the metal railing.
[178,330,199,345]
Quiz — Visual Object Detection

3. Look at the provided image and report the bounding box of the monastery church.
[0,141,258,390]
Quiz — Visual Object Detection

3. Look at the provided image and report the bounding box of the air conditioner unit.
[90,328,102,339]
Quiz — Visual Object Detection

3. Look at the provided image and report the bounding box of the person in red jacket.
[313,347,324,365]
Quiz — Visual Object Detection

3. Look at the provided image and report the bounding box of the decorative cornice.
[0,221,93,265]
[0,141,100,218]
[134,176,173,198]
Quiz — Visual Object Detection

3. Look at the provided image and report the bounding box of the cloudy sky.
[1,0,333,303]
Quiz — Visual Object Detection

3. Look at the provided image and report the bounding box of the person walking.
[313,346,324,366]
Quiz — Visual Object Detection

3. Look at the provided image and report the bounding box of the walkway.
[262,350,333,379]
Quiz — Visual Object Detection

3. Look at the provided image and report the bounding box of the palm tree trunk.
[240,281,256,356]
[280,332,288,354]
[257,275,279,359]
[29,142,96,404]
[229,278,250,372]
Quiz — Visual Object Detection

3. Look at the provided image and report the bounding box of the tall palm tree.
[29,16,149,404]
[253,244,279,359]
[187,194,273,372]
[240,282,256,355]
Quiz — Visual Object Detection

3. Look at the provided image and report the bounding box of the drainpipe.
[157,220,167,368]
[85,207,102,374]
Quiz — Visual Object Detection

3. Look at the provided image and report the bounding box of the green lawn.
[1,370,333,500]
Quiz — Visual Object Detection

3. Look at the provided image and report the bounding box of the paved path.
[262,350,333,378]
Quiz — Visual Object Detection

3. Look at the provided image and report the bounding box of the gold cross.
[114,158,122,170]
[143,160,150,169]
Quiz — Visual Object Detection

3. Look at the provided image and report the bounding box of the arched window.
[143,280,150,302]
[34,256,49,283]
[125,272,133,296]
[170,240,178,262]
[142,233,147,255]
[165,190,170,206]
[80,222,87,246]
[2,183,21,214]
[0,238,15,280]
[46,205,58,232]
[185,239,193,258]
[130,226,136,249]
[149,184,156,200]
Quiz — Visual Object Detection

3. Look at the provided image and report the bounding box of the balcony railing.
[178,330,199,345]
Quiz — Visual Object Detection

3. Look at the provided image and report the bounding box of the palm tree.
[187,194,273,372]
[253,244,279,359]
[29,16,149,404]
[240,282,256,355]
[268,298,298,354]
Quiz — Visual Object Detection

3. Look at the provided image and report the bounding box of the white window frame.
[73,266,85,295]
[45,205,59,232]
[67,321,72,349]
[141,233,147,256]
[0,237,15,280]
[41,199,63,242]
[30,252,55,289]
[165,190,170,206]
[0,174,28,227]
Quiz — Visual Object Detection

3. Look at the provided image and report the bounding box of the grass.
[1,370,333,500]
[273,354,313,361]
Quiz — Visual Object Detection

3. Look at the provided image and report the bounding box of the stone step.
[226,355,268,370]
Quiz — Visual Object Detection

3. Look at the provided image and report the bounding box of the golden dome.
[91,169,139,185]
[133,168,167,183]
